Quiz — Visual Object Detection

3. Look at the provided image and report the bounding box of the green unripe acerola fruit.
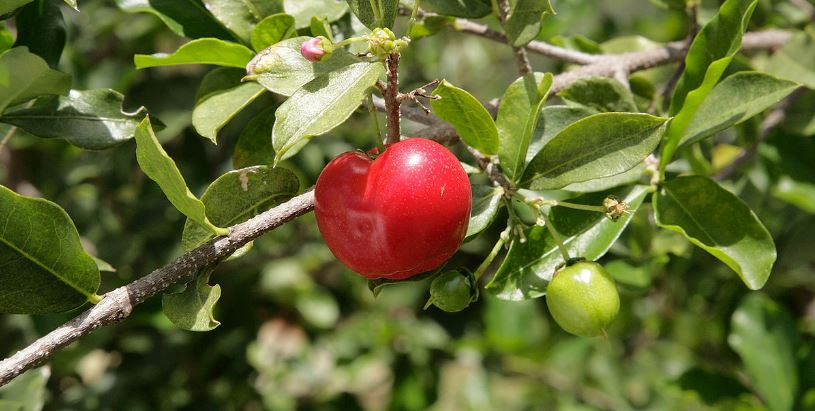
[545,261,620,337]
[427,270,474,312]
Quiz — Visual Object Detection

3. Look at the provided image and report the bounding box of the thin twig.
[465,145,512,192]
[0,126,18,154]
[0,190,316,387]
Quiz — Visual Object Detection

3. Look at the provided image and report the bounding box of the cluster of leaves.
[1,0,815,409]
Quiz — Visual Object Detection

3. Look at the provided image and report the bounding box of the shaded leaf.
[728,293,798,411]
[163,269,221,331]
[465,185,504,240]
[1,89,151,150]
[0,0,32,15]
[114,0,236,40]
[246,36,360,96]
[422,0,492,18]
[680,72,799,147]
[497,72,553,181]
[522,113,667,190]
[181,166,299,251]
[0,185,100,314]
[202,0,283,44]
[504,0,555,47]
[486,186,648,300]
[0,367,49,411]
[272,61,384,162]
[134,117,227,236]
[431,80,499,155]
[251,13,296,51]
[192,68,266,143]
[345,0,397,29]
[653,176,775,289]
[233,106,277,168]
[13,0,66,68]
[134,38,255,69]
[0,47,71,114]
[559,76,638,113]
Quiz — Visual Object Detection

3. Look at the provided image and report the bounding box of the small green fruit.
[426,270,474,312]
[546,261,620,337]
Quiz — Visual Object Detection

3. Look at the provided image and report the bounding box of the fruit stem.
[539,212,571,262]
[383,52,402,144]
[475,227,510,280]
[367,93,385,152]
[550,201,607,213]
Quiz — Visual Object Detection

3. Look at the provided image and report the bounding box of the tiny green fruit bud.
[511,198,539,226]
[546,261,620,337]
[427,270,475,312]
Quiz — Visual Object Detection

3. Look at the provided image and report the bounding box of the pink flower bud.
[301,37,330,62]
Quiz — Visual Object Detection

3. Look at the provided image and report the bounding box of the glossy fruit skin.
[428,270,474,312]
[314,138,472,280]
[546,261,620,337]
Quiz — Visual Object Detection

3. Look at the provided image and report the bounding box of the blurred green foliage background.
[1,0,814,410]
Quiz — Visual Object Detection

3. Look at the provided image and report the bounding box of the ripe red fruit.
[314,138,472,280]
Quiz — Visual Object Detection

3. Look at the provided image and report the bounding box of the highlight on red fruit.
[314,138,472,280]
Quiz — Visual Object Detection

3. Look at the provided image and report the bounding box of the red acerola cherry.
[314,138,472,280]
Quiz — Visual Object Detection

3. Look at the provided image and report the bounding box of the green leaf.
[465,185,504,240]
[0,185,100,314]
[0,367,49,411]
[251,13,296,51]
[728,293,798,411]
[431,80,500,155]
[497,72,553,181]
[560,162,646,193]
[0,47,71,114]
[504,0,555,47]
[134,38,255,69]
[310,16,332,38]
[680,72,799,148]
[233,106,277,168]
[201,0,283,44]
[408,15,455,39]
[246,36,360,96]
[422,0,492,18]
[181,166,299,251]
[114,0,237,40]
[283,0,348,27]
[522,113,668,190]
[660,0,758,170]
[13,0,66,68]
[0,89,151,150]
[162,269,221,332]
[0,0,32,15]
[134,117,227,236]
[653,176,775,289]
[272,61,384,162]
[92,256,116,272]
[526,105,596,163]
[559,76,638,113]
[345,0,398,29]
[761,28,815,89]
[486,186,648,300]
[192,68,266,143]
